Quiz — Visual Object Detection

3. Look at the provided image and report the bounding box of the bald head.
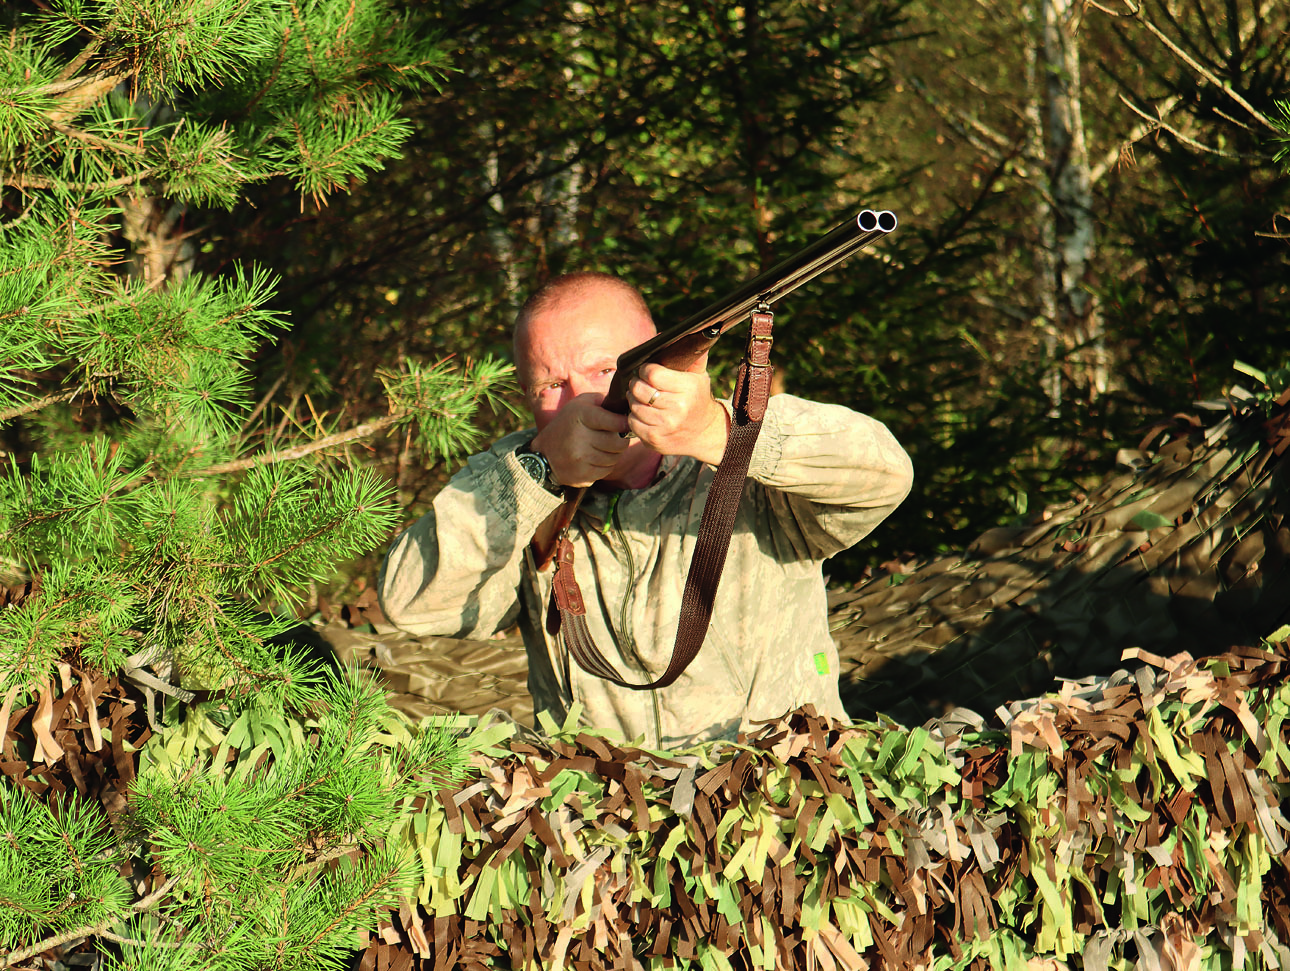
[512,273,656,427]
[513,273,653,380]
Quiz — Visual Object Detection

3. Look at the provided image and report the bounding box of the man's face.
[516,287,656,430]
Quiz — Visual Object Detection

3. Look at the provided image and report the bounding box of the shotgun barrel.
[613,209,897,379]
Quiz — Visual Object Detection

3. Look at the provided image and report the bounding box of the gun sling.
[549,308,776,690]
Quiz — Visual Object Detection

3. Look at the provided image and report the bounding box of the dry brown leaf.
[0,684,22,759]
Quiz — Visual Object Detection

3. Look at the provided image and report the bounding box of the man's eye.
[600,368,615,376]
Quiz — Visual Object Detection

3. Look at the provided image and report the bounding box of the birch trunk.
[544,4,588,253]
[1025,2,1062,413]
[481,122,521,310]
[1039,0,1107,403]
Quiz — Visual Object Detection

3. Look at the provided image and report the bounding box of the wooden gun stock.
[532,208,897,568]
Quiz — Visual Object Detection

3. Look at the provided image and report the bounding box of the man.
[378,272,913,747]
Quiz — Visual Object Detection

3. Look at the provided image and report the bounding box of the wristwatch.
[515,441,563,496]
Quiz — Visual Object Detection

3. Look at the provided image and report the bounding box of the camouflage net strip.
[0,582,154,824]
[0,662,153,822]
[365,638,1290,971]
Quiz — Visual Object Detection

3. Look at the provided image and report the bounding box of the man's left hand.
[626,357,729,467]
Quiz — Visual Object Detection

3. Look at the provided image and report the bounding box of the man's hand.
[530,394,631,489]
[626,356,729,467]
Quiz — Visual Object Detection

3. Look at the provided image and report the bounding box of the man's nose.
[567,374,606,403]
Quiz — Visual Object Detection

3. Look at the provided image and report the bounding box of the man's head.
[513,272,657,430]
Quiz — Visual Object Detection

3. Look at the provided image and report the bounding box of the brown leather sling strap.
[548,308,776,690]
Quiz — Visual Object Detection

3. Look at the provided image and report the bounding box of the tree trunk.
[1025,3,1062,413]
[1039,0,1106,404]
[481,122,521,309]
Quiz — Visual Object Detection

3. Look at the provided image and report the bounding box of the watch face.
[517,451,548,484]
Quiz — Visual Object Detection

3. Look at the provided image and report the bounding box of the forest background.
[6,0,1290,595]
[0,2,1287,962]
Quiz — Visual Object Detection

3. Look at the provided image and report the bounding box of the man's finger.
[637,363,677,389]
[626,374,657,409]
[639,363,711,397]
[579,409,630,435]
[593,429,629,452]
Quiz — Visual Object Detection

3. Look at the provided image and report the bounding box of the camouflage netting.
[317,590,532,725]
[360,640,1290,970]
[831,386,1290,725]
[9,640,1290,969]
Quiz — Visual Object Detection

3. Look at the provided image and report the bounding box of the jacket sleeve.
[740,394,914,559]
[376,431,565,639]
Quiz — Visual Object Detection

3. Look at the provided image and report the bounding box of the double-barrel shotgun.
[533,208,897,570]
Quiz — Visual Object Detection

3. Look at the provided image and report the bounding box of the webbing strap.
[551,309,775,690]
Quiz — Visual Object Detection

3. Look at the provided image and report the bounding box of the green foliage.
[380,357,523,461]
[47,0,283,92]
[0,670,468,970]
[125,672,467,969]
[1275,101,1290,165]
[0,427,408,690]
[0,786,133,947]
[225,464,401,609]
[0,0,519,695]
[1,0,450,203]
[0,8,494,959]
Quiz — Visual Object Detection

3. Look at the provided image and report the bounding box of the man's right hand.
[530,394,631,489]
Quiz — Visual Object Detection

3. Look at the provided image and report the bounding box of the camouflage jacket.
[377,394,913,748]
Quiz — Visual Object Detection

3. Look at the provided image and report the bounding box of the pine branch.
[0,68,130,100]
[54,40,104,84]
[194,412,405,476]
[1090,96,1182,184]
[0,198,38,231]
[238,369,289,434]
[97,928,187,950]
[243,28,292,115]
[284,842,361,884]
[1,168,159,193]
[252,512,347,571]
[300,862,405,953]
[0,873,185,968]
[0,391,78,423]
[73,274,168,321]
[44,119,148,158]
[1118,94,1267,159]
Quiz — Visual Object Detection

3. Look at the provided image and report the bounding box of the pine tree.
[0,1,511,964]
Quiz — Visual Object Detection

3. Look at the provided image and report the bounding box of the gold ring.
[647,389,660,407]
